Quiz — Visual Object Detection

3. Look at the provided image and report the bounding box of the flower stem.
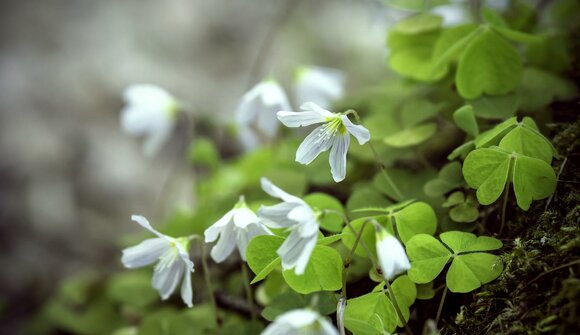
[499,181,510,235]
[385,280,413,335]
[435,285,448,327]
[198,239,220,333]
[241,262,257,320]
[345,109,405,201]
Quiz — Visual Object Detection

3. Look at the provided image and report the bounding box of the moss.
[440,117,580,334]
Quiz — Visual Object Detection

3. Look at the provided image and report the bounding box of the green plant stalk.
[241,262,257,320]
[385,280,414,335]
[346,109,405,201]
[500,181,510,235]
[435,285,448,327]
[342,219,372,298]
[200,240,220,333]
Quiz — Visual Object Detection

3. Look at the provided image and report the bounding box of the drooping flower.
[375,228,411,281]
[121,215,195,307]
[204,196,272,263]
[277,102,371,182]
[261,309,339,335]
[295,66,345,109]
[120,84,179,156]
[257,178,319,275]
[235,79,291,150]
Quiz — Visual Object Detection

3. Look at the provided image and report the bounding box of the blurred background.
[0,0,394,332]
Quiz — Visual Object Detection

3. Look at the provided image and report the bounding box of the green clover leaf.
[406,232,503,293]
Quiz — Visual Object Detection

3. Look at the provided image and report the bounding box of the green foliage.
[282,245,343,294]
[188,137,219,168]
[261,291,336,321]
[463,146,556,210]
[304,193,345,233]
[456,28,523,99]
[406,232,503,292]
[246,235,343,294]
[424,162,464,197]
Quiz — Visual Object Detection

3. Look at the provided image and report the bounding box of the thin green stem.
[342,219,372,297]
[385,280,413,335]
[435,285,448,327]
[241,262,257,320]
[346,109,405,201]
[193,237,220,333]
[499,181,510,235]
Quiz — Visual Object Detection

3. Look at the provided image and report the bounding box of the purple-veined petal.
[180,267,193,308]
[277,110,327,128]
[260,177,304,204]
[341,115,370,144]
[295,125,333,165]
[209,223,236,263]
[205,210,234,242]
[131,215,173,241]
[329,134,350,183]
[300,102,335,118]
[121,237,170,269]
[233,207,258,229]
[152,251,183,300]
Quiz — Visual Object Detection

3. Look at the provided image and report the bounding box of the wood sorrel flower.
[204,196,272,263]
[120,84,179,156]
[375,228,411,281]
[258,178,319,275]
[277,102,370,182]
[261,309,339,335]
[295,65,345,109]
[235,79,291,150]
[121,215,195,307]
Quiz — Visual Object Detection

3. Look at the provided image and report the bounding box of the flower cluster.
[118,65,409,334]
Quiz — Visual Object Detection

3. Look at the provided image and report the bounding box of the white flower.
[204,196,272,263]
[277,102,371,182]
[121,215,195,307]
[257,178,319,275]
[261,309,339,335]
[375,229,411,281]
[295,66,345,109]
[120,84,179,156]
[235,79,291,150]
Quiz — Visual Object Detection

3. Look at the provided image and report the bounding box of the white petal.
[258,202,301,229]
[277,110,327,128]
[329,134,350,183]
[210,223,236,263]
[341,115,370,145]
[121,238,170,268]
[180,267,193,308]
[300,102,337,118]
[293,234,318,275]
[376,232,411,280]
[287,207,319,238]
[277,230,317,275]
[233,208,258,229]
[261,80,291,110]
[295,125,333,164]
[152,253,183,300]
[131,215,173,241]
[296,67,345,109]
[204,210,234,242]
[260,177,304,204]
[237,125,260,151]
[175,242,195,273]
[319,317,340,335]
[276,309,319,328]
[124,84,174,108]
[235,83,263,125]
